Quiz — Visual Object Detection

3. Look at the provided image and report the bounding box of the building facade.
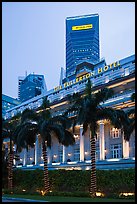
[2,94,21,117]
[66,14,99,81]
[19,73,47,102]
[3,54,135,170]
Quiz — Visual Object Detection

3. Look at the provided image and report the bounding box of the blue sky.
[2,2,135,99]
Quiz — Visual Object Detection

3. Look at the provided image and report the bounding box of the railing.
[100,90,134,106]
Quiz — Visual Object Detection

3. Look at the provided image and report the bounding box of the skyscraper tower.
[59,67,65,86]
[18,71,27,100]
[19,73,47,102]
[66,14,99,80]
[18,76,25,100]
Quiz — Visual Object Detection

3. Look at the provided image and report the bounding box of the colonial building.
[3,53,135,170]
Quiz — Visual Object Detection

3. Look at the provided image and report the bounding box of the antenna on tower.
[25,71,27,77]
[59,67,65,86]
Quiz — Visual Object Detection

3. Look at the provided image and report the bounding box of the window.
[125,68,129,76]
[110,128,121,138]
[110,144,122,158]
[105,76,109,83]
[59,145,63,162]
[96,150,100,161]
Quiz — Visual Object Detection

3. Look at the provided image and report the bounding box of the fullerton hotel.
[3,14,135,170]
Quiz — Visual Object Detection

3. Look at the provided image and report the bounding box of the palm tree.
[2,118,9,189]
[65,78,132,197]
[13,97,75,195]
[2,114,21,192]
[113,92,135,142]
[121,93,135,142]
[131,92,135,102]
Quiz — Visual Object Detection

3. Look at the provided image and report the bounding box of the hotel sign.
[72,24,93,31]
[54,61,120,92]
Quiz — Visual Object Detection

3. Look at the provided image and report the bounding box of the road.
[2,198,24,202]
[2,197,47,202]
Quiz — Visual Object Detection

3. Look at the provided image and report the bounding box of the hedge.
[3,168,135,198]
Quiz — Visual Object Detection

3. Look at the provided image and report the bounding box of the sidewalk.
[2,196,49,202]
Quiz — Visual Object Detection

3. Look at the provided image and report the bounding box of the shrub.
[3,168,135,198]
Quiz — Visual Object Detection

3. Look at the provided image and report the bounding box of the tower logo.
[72,24,93,31]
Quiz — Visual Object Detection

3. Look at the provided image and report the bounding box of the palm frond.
[41,122,63,143]
[131,92,135,102]
[21,109,38,123]
[39,110,51,122]
[46,132,52,148]
[95,88,114,105]
[71,117,78,133]
[82,122,89,135]
[84,78,92,97]
[67,92,81,104]
[49,124,65,143]
[40,96,50,109]
[51,115,72,129]
[13,122,38,152]
[61,130,75,146]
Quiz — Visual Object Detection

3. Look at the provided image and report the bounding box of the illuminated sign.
[54,61,120,91]
[72,24,93,31]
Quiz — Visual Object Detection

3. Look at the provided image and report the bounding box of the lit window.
[110,128,121,138]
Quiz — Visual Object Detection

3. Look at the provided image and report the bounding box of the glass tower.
[66,14,100,80]
[20,74,47,102]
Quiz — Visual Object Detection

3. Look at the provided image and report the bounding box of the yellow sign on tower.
[72,24,93,31]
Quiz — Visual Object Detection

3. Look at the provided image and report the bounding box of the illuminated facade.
[3,13,135,170]
[66,14,99,81]
[3,54,135,170]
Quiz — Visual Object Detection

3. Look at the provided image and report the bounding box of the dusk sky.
[2,2,135,99]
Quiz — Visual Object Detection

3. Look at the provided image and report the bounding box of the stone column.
[35,136,39,165]
[122,132,129,158]
[13,144,16,165]
[23,148,27,166]
[99,121,105,160]
[80,125,84,162]
[5,143,8,160]
[62,145,66,163]
[47,147,52,164]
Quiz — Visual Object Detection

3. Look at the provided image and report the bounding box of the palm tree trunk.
[42,141,50,194]
[7,138,14,192]
[90,131,97,197]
